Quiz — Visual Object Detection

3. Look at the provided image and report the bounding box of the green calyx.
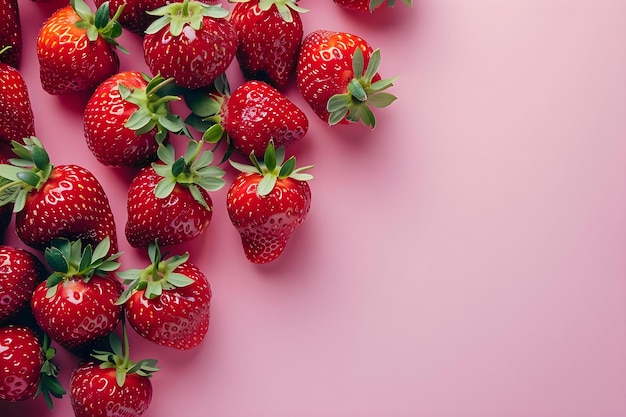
[151,140,226,209]
[229,0,309,23]
[0,137,53,212]
[326,48,398,128]
[119,74,188,142]
[145,0,230,36]
[370,0,412,11]
[35,334,66,410]
[71,0,127,53]
[44,237,122,299]
[229,141,313,197]
[116,241,194,304]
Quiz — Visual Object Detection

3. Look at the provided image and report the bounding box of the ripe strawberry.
[0,245,47,324]
[70,325,159,417]
[0,51,35,145]
[227,142,312,263]
[0,326,65,408]
[125,140,226,248]
[143,0,236,89]
[0,0,21,67]
[30,237,123,351]
[36,0,126,95]
[116,242,212,350]
[333,0,412,12]
[229,0,308,89]
[84,71,187,167]
[296,30,398,128]
[0,137,119,254]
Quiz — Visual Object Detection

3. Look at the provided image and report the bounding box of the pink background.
[2,0,626,416]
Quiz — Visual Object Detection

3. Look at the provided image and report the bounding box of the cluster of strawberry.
[0,0,410,415]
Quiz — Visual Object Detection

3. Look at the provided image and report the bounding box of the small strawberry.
[227,142,312,263]
[0,245,47,324]
[0,0,21,67]
[143,0,236,89]
[84,71,187,167]
[333,0,412,12]
[0,137,119,254]
[125,140,226,248]
[296,30,398,128]
[36,0,127,95]
[228,0,308,89]
[70,323,159,417]
[116,242,212,350]
[0,326,65,408]
[30,237,123,351]
[0,48,36,145]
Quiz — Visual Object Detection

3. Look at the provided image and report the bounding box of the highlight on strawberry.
[334,0,413,13]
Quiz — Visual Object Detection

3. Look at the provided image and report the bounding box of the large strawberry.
[84,71,187,167]
[0,326,65,408]
[30,237,123,351]
[0,137,119,254]
[333,0,412,12]
[0,245,47,324]
[229,0,308,89]
[125,140,226,248]
[0,0,21,67]
[143,0,236,89]
[0,50,35,145]
[296,30,398,128]
[36,0,126,95]
[116,242,212,350]
[227,142,312,263]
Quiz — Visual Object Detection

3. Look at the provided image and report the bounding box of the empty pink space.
[1,0,626,416]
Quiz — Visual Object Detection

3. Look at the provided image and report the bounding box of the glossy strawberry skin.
[125,164,214,248]
[296,30,380,124]
[70,360,153,417]
[0,63,35,144]
[0,0,21,67]
[30,275,123,350]
[230,1,303,89]
[84,71,162,167]
[125,261,211,350]
[143,16,236,89]
[224,80,308,156]
[227,172,311,263]
[36,5,120,95]
[15,165,119,255]
[0,325,44,402]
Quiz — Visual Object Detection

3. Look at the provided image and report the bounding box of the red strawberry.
[227,142,312,263]
[36,0,126,95]
[0,326,65,408]
[84,71,187,167]
[0,245,47,324]
[116,242,212,350]
[70,325,159,417]
[0,137,119,254]
[143,0,236,89]
[30,237,123,351]
[0,52,35,145]
[229,0,308,89]
[0,0,21,67]
[296,30,398,128]
[0,152,14,232]
[125,140,226,248]
[333,0,412,12]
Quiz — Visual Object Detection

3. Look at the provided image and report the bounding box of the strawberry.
[0,152,13,232]
[116,242,212,350]
[0,245,47,324]
[70,324,159,417]
[296,30,398,128]
[143,0,236,89]
[227,142,312,263]
[0,50,36,145]
[333,0,412,12]
[228,0,308,89]
[30,237,123,351]
[84,71,187,167]
[0,326,65,408]
[36,0,126,95]
[125,140,226,248]
[190,79,308,157]
[0,137,119,254]
[0,0,21,67]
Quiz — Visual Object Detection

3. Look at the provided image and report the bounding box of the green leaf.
[78,244,93,273]
[370,76,398,92]
[196,176,225,192]
[352,47,365,77]
[367,92,398,108]
[154,177,176,198]
[94,2,110,29]
[109,332,123,357]
[263,142,277,172]
[256,174,277,197]
[328,108,348,126]
[16,171,40,187]
[32,146,50,171]
[125,110,153,131]
[202,123,224,143]
[278,156,295,178]
[45,247,69,273]
[363,49,381,82]
[171,157,186,177]
[360,105,376,128]
[189,184,209,209]
[166,272,194,287]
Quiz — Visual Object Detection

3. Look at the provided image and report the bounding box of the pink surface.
[2,0,626,416]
